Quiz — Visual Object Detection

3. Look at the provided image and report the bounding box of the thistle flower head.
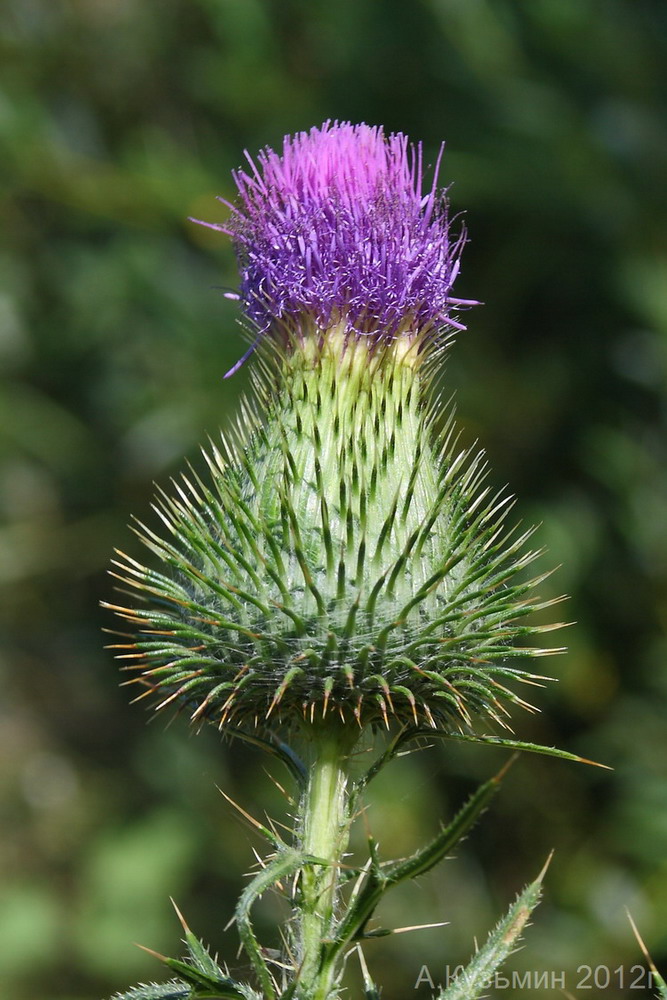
[108,125,562,741]
[195,121,474,353]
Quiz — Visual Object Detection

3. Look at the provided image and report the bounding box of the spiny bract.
[107,333,561,734]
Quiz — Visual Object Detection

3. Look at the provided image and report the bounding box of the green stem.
[297,724,355,1000]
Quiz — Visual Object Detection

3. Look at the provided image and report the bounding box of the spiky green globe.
[108,333,558,734]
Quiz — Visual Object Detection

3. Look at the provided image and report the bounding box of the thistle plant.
[105,122,581,1000]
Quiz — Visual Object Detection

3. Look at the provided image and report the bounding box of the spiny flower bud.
[106,123,562,736]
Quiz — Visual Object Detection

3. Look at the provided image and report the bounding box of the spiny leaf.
[155,958,247,998]
[170,899,221,978]
[437,855,551,1000]
[135,942,255,1000]
[236,848,308,1000]
[417,728,611,768]
[110,982,190,1000]
[327,760,511,963]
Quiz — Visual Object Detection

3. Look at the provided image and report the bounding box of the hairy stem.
[297,725,356,1000]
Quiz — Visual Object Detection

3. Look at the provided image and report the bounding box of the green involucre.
[107,333,561,734]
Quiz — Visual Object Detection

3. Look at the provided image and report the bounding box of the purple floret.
[195,122,475,355]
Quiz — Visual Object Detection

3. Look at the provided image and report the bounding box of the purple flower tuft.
[195,121,476,357]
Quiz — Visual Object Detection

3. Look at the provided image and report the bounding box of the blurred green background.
[1,1,667,997]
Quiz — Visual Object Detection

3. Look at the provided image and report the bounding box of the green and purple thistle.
[105,122,576,1000]
[107,121,562,738]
